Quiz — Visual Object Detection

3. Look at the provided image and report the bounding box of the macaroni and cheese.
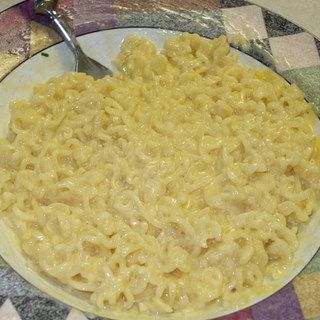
[0,33,319,314]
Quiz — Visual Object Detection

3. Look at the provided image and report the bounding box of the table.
[0,1,319,320]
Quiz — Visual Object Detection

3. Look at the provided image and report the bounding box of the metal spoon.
[33,0,112,79]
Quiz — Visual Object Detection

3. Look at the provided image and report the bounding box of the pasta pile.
[0,33,319,314]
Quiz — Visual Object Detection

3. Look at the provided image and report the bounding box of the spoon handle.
[34,1,82,58]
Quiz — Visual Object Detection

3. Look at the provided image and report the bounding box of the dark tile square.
[0,296,7,306]
[262,9,303,38]
[220,0,249,8]
[11,296,70,320]
[0,267,43,297]
[281,65,320,113]
[315,38,320,56]
[240,38,275,70]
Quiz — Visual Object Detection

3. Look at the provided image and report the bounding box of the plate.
[0,1,319,320]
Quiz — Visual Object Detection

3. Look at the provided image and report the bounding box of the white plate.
[0,28,319,320]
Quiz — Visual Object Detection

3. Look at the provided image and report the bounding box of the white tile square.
[0,299,21,320]
[222,5,268,41]
[66,308,88,320]
[269,32,320,72]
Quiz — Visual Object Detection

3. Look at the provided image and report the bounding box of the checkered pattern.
[0,0,319,319]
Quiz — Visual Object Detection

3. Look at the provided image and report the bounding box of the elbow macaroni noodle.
[0,33,320,314]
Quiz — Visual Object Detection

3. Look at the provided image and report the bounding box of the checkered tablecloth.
[0,1,319,319]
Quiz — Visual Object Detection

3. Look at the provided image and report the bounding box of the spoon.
[33,0,113,79]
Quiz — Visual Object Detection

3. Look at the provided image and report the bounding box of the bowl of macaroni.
[0,27,319,320]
